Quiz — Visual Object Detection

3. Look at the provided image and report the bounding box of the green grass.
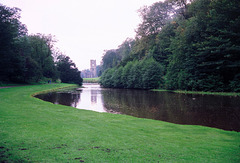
[0,83,24,87]
[83,77,99,83]
[0,84,240,162]
[152,89,240,96]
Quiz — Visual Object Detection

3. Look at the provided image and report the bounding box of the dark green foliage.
[0,4,57,83]
[100,58,164,89]
[130,61,143,89]
[56,55,83,85]
[153,22,176,71]
[2,0,240,91]
[100,0,240,92]
[11,34,59,83]
[142,58,164,89]
[101,50,120,73]
[0,4,82,85]
[122,61,134,88]
[166,0,240,91]
[25,34,58,82]
[112,66,124,88]
[99,39,135,74]
[99,68,114,88]
[136,1,173,37]
[0,5,27,82]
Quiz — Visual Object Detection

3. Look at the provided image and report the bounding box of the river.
[35,83,240,132]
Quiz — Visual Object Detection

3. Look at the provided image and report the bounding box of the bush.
[100,58,164,89]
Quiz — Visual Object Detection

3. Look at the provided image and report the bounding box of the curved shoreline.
[0,84,239,162]
[152,89,240,96]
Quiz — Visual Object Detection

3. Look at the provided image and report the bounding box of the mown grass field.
[0,84,239,162]
[83,78,99,83]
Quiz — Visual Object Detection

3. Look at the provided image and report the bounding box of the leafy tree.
[97,0,240,92]
[136,1,173,38]
[0,4,85,85]
[56,55,83,85]
[101,50,120,72]
[130,61,143,89]
[99,68,114,88]
[96,65,102,77]
[117,38,135,61]
[152,22,176,72]
[142,58,164,89]
[121,61,134,88]
[198,0,240,91]
[112,66,124,88]
[0,4,27,82]
[27,34,58,81]
[100,58,163,89]
[24,56,42,82]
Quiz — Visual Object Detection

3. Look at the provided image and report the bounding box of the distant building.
[81,60,97,78]
[81,69,91,78]
[90,60,97,78]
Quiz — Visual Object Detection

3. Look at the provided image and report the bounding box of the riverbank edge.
[0,84,240,162]
[31,83,78,97]
[151,89,240,96]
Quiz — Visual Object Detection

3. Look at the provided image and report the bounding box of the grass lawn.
[0,84,239,162]
[83,78,99,83]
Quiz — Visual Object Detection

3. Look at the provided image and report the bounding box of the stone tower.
[90,60,97,78]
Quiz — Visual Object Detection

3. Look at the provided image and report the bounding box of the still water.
[35,84,240,132]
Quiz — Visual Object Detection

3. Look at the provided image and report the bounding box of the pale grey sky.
[1,0,162,70]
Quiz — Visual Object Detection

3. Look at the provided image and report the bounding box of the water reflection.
[40,91,81,108]
[91,90,97,104]
[36,84,106,112]
[101,89,240,131]
[77,84,106,112]
[35,84,240,132]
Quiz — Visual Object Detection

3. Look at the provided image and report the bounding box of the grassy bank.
[0,84,239,162]
[152,89,240,96]
[0,83,24,87]
[83,77,99,83]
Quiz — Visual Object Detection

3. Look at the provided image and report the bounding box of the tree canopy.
[56,54,83,85]
[99,0,240,92]
[0,4,82,85]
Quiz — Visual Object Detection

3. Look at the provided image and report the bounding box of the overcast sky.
[1,0,161,70]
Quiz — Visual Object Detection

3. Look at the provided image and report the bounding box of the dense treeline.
[56,55,83,85]
[100,58,163,89]
[100,0,240,92]
[0,4,82,85]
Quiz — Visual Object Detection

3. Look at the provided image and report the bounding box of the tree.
[117,38,135,61]
[136,1,173,38]
[152,22,176,72]
[99,68,115,88]
[27,34,58,82]
[100,0,240,92]
[100,58,163,89]
[112,66,124,88]
[130,61,143,89]
[121,61,133,88]
[12,34,58,83]
[142,58,164,89]
[56,55,83,85]
[101,49,120,72]
[0,4,27,82]
[198,0,240,91]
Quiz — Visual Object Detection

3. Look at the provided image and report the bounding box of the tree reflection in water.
[101,89,240,132]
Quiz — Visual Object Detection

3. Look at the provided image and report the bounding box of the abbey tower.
[90,60,97,78]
